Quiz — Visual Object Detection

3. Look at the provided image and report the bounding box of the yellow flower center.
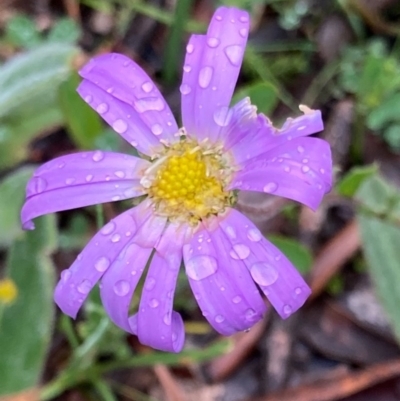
[142,138,235,224]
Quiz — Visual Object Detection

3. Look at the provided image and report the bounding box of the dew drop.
[301,165,310,173]
[284,166,290,173]
[250,262,279,286]
[213,106,232,127]
[149,298,159,308]
[84,95,93,103]
[163,314,171,325]
[225,226,236,238]
[151,124,163,135]
[95,257,110,272]
[114,171,125,178]
[207,37,220,48]
[263,182,278,193]
[186,255,218,280]
[114,280,130,296]
[101,221,115,235]
[232,296,242,304]
[111,233,121,243]
[60,269,71,282]
[96,103,109,114]
[239,28,248,37]
[77,279,91,294]
[32,177,47,194]
[302,158,309,164]
[320,168,325,174]
[186,43,194,54]
[295,287,302,295]
[111,195,121,201]
[215,15,222,21]
[247,228,262,242]
[86,174,93,182]
[297,145,305,153]
[141,81,154,93]
[215,315,225,323]
[240,15,249,22]
[230,244,250,260]
[224,45,243,66]
[198,66,213,88]
[92,150,104,162]
[113,119,128,134]
[179,83,191,95]
[145,277,156,291]
[283,304,293,316]
[134,97,165,113]
[183,64,192,73]
[65,178,75,185]
[245,308,257,321]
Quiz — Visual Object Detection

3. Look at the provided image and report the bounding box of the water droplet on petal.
[84,95,93,103]
[65,178,75,185]
[297,145,305,153]
[247,228,262,242]
[295,287,302,295]
[60,269,71,282]
[224,45,243,66]
[95,257,110,272]
[302,158,309,164]
[86,174,93,182]
[134,97,165,113]
[215,15,222,21]
[198,66,213,88]
[239,28,248,37]
[207,37,220,47]
[320,168,325,174]
[114,171,125,179]
[101,221,115,235]
[145,277,156,291]
[149,298,159,308]
[225,226,236,238]
[111,233,121,243]
[240,15,249,22]
[263,182,278,193]
[186,43,194,54]
[179,83,191,95]
[92,151,104,162]
[96,103,109,114]
[113,119,128,134]
[232,296,242,304]
[245,308,257,322]
[163,314,171,325]
[215,315,225,323]
[186,255,218,280]
[151,124,163,135]
[213,106,233,127]
[77,279,91,294]
[114,280,130,296]
[183,64,191,73]
[283,304,293,316]
[250,262,279,286]
[32,177,47,193]
[284,166,290,173]
[230,244,250,260]
[302,165,310,173]
[141,81,154,93]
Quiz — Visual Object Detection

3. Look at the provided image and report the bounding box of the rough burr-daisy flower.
[21,6,332,352]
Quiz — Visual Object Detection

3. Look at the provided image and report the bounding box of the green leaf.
[267,234,313,274]
[48,18,81,44]
[0,167,34,248]
[336,164,378,197]
[5,15,42,49]
[232,81,278,115]
[58,72,103,149]
[358,215,400,343]
[0,215,57,395]
[367,92,400,130]
[384,124,400,151]
[0,43,79,168]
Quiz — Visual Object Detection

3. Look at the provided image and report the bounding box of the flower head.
[21,7,332,352]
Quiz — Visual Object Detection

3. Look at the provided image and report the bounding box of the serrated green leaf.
[5,15,42,49]
[336,164,378,197]
[267,234,313,274]
[232,81,278,115]
[0,215,57,395]
[358,215,400,344]
[0,43,78,168]
[0,167,35,248]
[48,18,81,44]
[58,72,103,149]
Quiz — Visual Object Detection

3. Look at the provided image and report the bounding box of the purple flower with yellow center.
[21,6,332,352]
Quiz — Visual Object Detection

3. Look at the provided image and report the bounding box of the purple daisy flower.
[21,6,332,353]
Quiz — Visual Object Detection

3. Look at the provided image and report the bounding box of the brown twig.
[153,364,187,401]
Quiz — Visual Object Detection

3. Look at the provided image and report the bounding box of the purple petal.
[79,53,178,145]
[227,106,324,166]
[183,222,266,335]
[54,205,145,318]
[219,209,311,319]
[136,223,191,352]
[21,151,148,230]
[100,203,167,333]
[181,7,249,143]
[230,138,332,210]
[78,80,161,155]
